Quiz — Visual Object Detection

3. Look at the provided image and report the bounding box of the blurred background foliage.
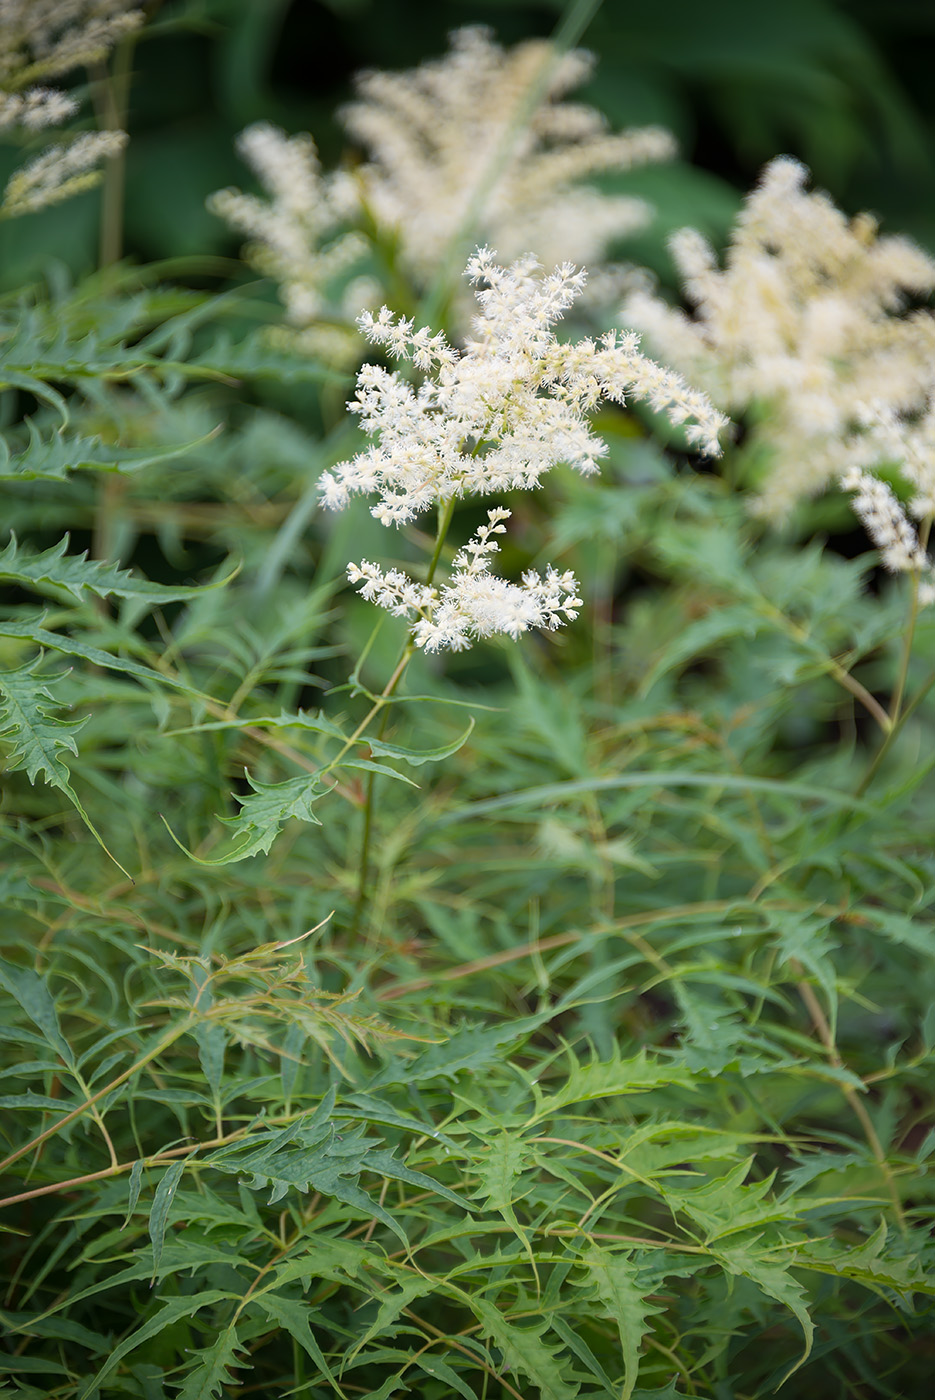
[2,0,935,289]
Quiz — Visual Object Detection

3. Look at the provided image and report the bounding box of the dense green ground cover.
[2,3,935,1396]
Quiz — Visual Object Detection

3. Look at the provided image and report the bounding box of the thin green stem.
[92,37,134,269]
[352,496,457,929]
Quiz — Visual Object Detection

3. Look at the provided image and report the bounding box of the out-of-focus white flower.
[208,121,367,363]
[329,250,725,651]
[857,398,935,522]
[840,466,930,578]
[0,1,143,85]
[0,86,76,131]
[341,25,676,283]
[623,157,935,519]
[1,127,125,215]
[0,4,140,219]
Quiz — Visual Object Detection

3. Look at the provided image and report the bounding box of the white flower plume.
[208,121,369,362]
[840,466,934,603]
[341,24,676,283]
[0,1,143,87]
[1,127,126,216]
[0,3,140,219]
[326,250,724,652]
[623,157,935,519]
[320,247,727,528]
[348,508,583,653]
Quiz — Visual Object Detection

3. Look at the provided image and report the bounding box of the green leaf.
[530,1048,694,1121]
[367,718,474,766]
[0,534,219,604]
[175,1325,249,1400]
[123,1159,144,1228]
[0,422,219,482]
[0,619,201,693]
[0,658,130,876]
[149,1160,187,1278]
[471,1300,580,1400]
[250,1292,345,1397]
[0,958,73,1067]
[639,602,763,695]
[714,1242,814,1378]
[370,1011,554,1089]
[212,770,325,863]
[76,1292,235,1400]
[581,1248,662,1400]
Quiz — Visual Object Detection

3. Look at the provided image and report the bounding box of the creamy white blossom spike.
[840,467,932,590]
[0,1,143,86]
[320,248,726,529]
[208,122,369,363]
[623,157,935,519]
[2,128,126,215]
[340,25,676,283]
[346,509,583,653]
[0,86,76,131]
[329,251,724,652]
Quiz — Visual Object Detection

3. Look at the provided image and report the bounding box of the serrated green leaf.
[250,1292,345,1396]
[0,620,200,693]
[471,1300,580,1400]
[0,658,129,875]
[581,1248,662,1400]
[214,770,325,863]
[149,1160,187,1278]
[0,421,218,482]
[175,1325,248,1400]
[0,534,218,604]
[76,1291,234,1400]
[370,1011,554,1090]
[123,1159,144,1229]
[530,1048,694,1121]
[714,1243,813,1378]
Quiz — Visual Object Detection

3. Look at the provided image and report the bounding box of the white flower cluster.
[321,247,726,529]
[342,25,676,283]
[0,2,141,219]
[623,157,935,518]
[208,122,371,361]
[840,467,935,604]
[0,1,142,86]
[348,508,582,652]
[859,398,935,520]
[326,249,725,652]
[2,127,126,215]
[0,86,76,131]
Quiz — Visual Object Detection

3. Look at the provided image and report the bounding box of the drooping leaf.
[149,1160,187,1278]
[0,958,73,1067]
[714,1242,814,1377]
[367,717,475,767]
[76,1292,235,1400]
